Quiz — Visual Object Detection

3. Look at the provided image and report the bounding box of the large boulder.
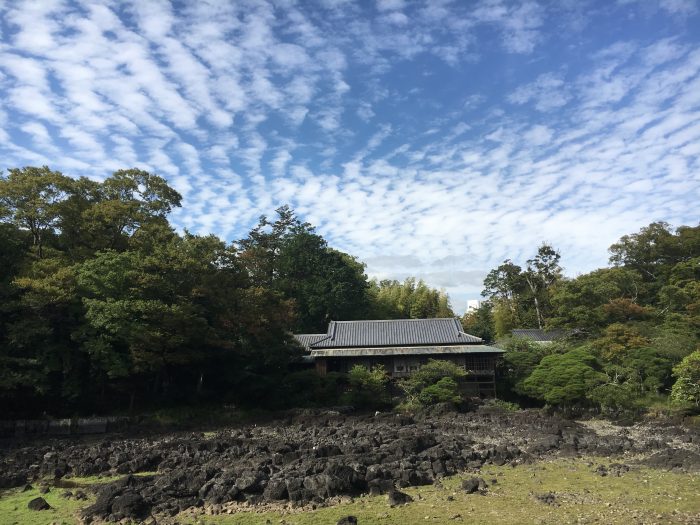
[27,497,51,511]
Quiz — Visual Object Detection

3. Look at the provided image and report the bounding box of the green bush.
[343,365,390,409]
[482,398,520,411]
[398,359,467,408]
[587,383,636,411]
[671,350,700,408]
[417,377,462,405]
[521,349,606,406]
[279,370,347,407]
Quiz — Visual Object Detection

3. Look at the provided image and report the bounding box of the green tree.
[240,206,373,332]
[521,349,606,406]
[670,350,700,407]
[0,166,75,257]
[609,222,700,302]
[548,268,645,331]
[397,359,467,407]
[369,278,454,320]
[501,337,551,398]
[523,244,562,329]
[345,364,390,408]
[461,301,494,341]
[591,323,650,363]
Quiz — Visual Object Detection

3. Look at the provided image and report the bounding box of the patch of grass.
[196,457,700,525]
[0,485,94,525]
[61,470,158,486]
[147,405,270,430]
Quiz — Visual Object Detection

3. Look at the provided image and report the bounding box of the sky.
[1,0,699,313]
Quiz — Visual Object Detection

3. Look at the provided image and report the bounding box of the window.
[465,356,493,371]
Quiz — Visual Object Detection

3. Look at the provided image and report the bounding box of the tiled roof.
[305,318,483,349]
[511,329,565,342]
[293,333,327,350]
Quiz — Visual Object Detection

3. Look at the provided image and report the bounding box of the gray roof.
[511,329,565,342]
[293,333,327,350]
[302,318,483,349]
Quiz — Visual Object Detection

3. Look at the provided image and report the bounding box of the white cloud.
[0,0,698,313]
[508,73,571,111]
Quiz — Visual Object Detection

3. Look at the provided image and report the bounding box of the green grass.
[0,485,94,525]
[59,470,158,486]
[2,458,699,525]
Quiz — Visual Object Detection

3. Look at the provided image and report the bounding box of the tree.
[345,364,390,408]
[238,206,373,332]
[461,301,495,342]
[482,259,525,305]
[521,349,606,406]
[609,222,700,302]
[368,278,454,320]
[549,268,645,331]
[0,166,75,257]
[482,246,562,335]
[501,337,551,398]
[81,169,182,252]
[397,359,467,408]
[591,323,650,363]
[523,244,562,329]
[670,350,700,407]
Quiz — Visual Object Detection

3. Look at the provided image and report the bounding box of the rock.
[337,516,358,525]
[263,480,288,501]
[533,491,557,505]
[38,485,50,494]
[111,490,149,519]
[388,490,413,506]
[27,497,52,510]
[461,477,486,494]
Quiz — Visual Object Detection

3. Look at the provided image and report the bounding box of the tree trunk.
[525,275,543,329]
[196,371,204,396]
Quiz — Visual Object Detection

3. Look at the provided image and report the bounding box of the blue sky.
[1,0,699,312]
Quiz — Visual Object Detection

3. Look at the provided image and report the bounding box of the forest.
[0,166,452,416]
[0,166,698,417]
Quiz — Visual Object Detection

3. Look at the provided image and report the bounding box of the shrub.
[671,350,700,408]
[417,377,461,405]
[279,370,347,407]
[521,349,606,406]
[587,383,636,411]
[344,365,390,409]
[482,398,520,411]
[398,359,467,408]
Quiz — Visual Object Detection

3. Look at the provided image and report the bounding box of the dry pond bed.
[1,408,699,524]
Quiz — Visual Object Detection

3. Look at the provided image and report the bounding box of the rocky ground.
[1,407,699,523]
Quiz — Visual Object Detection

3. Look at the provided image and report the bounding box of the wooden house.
[295,318,504,396]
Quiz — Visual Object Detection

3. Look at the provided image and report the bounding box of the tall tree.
[524,244,563,329]
[0,166,75,257]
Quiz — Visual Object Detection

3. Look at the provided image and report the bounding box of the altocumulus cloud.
[0,0,699,312]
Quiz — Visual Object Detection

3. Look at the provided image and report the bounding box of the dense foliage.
[397,359,467,409]
[0,166,453,417]
[480,222,699,411]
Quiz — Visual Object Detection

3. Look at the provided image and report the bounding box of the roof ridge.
[334,318,456,323]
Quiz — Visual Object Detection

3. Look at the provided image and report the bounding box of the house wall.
[314,353,499,396]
